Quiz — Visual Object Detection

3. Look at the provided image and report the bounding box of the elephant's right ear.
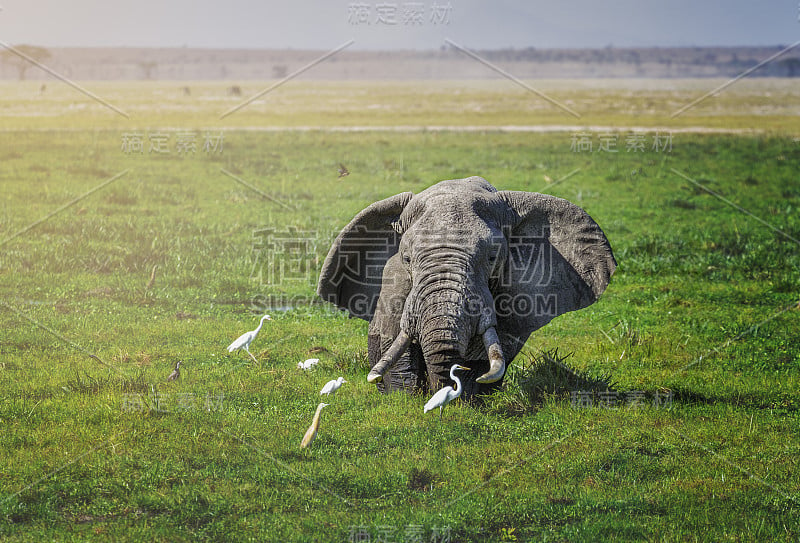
[317,192,413,321]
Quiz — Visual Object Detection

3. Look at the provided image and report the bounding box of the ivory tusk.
[477,327,506,383]
[367,330,412,383]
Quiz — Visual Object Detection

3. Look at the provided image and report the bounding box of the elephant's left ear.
[317,192,413,321]
[492,191,617,354]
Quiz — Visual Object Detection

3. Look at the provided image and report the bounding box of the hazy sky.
[1,1,798,50]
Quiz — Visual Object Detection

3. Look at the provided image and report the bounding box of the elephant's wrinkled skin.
[317,176,616,399]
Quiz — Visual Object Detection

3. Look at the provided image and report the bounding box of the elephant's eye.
[402,253,411,265]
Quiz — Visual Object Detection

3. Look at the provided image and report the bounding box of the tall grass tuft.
[66,370,152,394]
[487,349,616,415]
[333,349,370,373]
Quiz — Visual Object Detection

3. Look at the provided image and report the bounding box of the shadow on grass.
[669,386,799,413]
[484,349,616,417]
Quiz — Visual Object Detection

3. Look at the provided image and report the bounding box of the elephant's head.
[317,176,616,395]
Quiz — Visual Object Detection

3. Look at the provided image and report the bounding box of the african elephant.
[317,176,616,399]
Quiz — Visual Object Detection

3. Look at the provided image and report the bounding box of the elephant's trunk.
[412,263,476,388]
[417,297,507,386]
[418,296,472,387]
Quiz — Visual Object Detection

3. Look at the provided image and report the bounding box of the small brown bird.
[300,402,329,449]
[337,163,350,178]
[167,361,181,382]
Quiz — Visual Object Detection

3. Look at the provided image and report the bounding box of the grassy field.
[1,79,799,541]
[1,78,799,131]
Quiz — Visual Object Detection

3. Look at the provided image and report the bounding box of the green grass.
[1,81,799,541]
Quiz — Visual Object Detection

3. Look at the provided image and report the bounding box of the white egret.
[320,377,347,396]
[300,402,329,449]
[297,358,320,370]
[226,314,271,363]
[423,364,471,420]
[166,361,181,382]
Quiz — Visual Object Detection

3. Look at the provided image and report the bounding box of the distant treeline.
[1,45,798,80]
[473,46,800,76]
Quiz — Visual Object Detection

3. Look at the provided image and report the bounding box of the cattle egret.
[300,402,329,449]
[167,361,181,382]
[297,358,320,370]
[423,364,471,420]
[320,377,347,396]
[227,314,271,363]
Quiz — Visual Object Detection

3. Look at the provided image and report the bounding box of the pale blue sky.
[1,0,798,49]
